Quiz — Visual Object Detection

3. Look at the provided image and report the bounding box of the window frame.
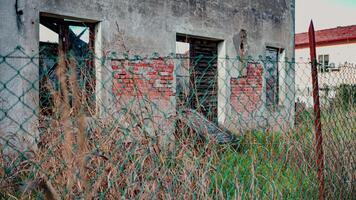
[265,46,284,111]
[318,54,330,73]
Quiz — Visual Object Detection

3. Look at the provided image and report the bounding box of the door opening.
[176,34,220,123]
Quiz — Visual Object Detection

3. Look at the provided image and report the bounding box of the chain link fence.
[0,46,355,199]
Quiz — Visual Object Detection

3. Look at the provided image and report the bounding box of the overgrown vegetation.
[210,131,318,199]
[1,127,321,199]
[294,90,356,199]
[334,84,356,110]
[0,54,355,199]
[2,110,353,199]
[1,114,355,199]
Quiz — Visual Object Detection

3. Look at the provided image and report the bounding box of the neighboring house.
[0,0,295,149]
[295,25,356,106]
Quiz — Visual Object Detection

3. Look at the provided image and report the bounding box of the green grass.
[209,131,318,199]
[208,103,355,199]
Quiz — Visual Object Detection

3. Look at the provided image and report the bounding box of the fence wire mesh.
[0,46,355,199]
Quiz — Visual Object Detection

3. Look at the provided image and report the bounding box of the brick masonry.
[111,58,176,147]
[111,59,174,99]
[230,63,263,115]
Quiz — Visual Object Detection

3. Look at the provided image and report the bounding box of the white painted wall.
[295,43,356,106]
[296,43,356,66]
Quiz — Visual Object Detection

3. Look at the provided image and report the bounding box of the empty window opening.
[265,47,283,110]
[176,34,220,123]
[39,15,96,116]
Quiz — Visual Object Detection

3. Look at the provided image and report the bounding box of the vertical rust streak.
[308,20,325,200]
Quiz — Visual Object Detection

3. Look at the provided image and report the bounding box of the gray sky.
[296,0,356,33]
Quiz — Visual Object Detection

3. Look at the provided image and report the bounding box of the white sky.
[296,0,356,33]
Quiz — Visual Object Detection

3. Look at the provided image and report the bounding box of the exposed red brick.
[112,59,175,100]
[231,63,263,113]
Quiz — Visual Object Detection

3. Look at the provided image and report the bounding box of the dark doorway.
[176,34,219,123]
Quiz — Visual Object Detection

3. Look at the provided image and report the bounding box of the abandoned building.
[0,0,295,148]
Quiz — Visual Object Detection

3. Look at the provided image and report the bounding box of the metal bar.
[308,20,325,200]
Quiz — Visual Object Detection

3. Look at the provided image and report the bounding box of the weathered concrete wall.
[1,0,295,57]
[0,0,295,148]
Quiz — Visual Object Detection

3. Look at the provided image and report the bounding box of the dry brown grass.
[0,54,220,199]
[31,117,217,199]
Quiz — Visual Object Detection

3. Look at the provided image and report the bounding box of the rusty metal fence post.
[308,20,325,200]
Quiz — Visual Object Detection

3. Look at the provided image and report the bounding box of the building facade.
[0,0,295,149]
[295,25,356,106]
